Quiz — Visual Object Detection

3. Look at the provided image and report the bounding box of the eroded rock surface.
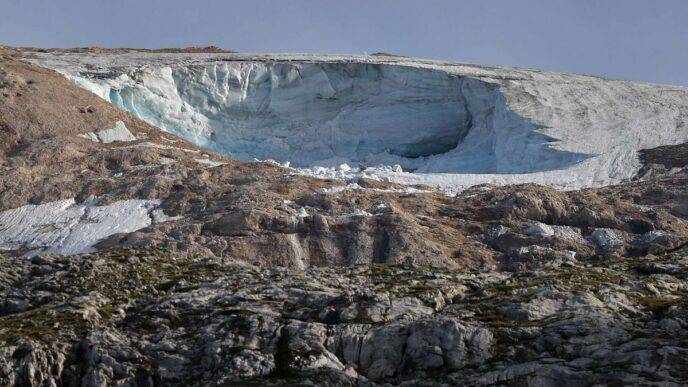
[1,249,688,385]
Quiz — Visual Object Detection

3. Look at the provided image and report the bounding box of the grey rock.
[523,222,555,239]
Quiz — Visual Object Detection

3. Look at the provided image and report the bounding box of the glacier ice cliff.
[28,52,688,190]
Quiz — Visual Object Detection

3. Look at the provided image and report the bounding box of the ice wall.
[63,61,588,174]
[116,62,474,168]
[29,53,688,190]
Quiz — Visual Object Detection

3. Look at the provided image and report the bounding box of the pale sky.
[2,0,688,86]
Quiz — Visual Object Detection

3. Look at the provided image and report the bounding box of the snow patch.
[317,182,433,195]
[0,198,176,255]
[318,183,363,195]
[345,209,373,217]
[114,141,200,153]
[194,158,225,167]
[97,121,136,143]
[79,121,136,143]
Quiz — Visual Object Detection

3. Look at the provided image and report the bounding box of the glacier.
[27,52,688,191]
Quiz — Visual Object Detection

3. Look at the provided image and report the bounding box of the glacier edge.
[27,52,688,191]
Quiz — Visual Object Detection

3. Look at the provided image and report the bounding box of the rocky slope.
[2,247,688,386]
[0,47,687,385]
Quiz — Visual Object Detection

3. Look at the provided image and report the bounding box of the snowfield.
[28,52,688,191]
[0,198,175,255]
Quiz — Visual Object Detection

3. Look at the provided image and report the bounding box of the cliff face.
[1,50,688,386]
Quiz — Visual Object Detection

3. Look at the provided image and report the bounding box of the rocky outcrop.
[1,247,687,385]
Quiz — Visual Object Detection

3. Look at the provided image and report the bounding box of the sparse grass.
[63,247,218,304]
[0,307,88,342]
[638,295,682,318]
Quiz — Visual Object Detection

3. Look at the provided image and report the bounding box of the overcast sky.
[2,0,688,86]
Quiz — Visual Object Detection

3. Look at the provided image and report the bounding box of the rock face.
[1,249,688,385]
[1,48,688,386]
